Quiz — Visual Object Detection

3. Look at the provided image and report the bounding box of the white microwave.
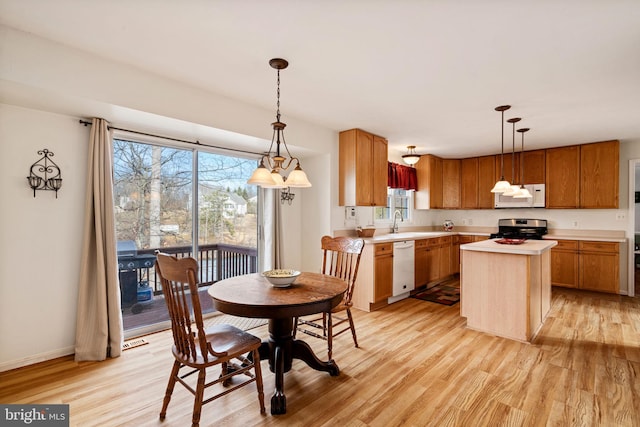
[495,184,545,208]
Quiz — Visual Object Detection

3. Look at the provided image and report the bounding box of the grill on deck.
[117,240,157,310]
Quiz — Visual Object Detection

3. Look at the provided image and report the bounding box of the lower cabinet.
[415,236,452,287]
[551,240,619,293]
[352,242,393,312]
[579,241,619,293]
[373,243,393,301]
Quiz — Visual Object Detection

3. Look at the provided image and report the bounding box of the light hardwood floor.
[1,286,639,426]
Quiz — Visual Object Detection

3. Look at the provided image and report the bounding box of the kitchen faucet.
[392,210,403,233]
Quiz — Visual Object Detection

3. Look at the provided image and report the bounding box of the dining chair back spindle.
[294,235,365,360]
[155,253,265,427]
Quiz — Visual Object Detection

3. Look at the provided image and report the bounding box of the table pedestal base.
[257,318,339,415]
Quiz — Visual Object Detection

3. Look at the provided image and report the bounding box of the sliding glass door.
[113,138,258,337]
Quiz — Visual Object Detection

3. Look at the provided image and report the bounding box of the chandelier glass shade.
[491,105,512,193]
[402,145,421,165]
[247,58,312,189]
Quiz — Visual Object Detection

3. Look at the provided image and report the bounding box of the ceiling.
[1,0,639,159]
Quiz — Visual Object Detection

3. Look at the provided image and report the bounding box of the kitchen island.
[460,239,557,343]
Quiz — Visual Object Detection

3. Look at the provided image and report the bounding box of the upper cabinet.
[339,128,388,206]
[546,140,619,209]
[546,146,580,208]
[477,155,496,208]
[460,157,479,209]
[580,140,619,208]
[460,155,496,209]
[415,154,443,209]
[521,149,546,184]
[442,159,461,209]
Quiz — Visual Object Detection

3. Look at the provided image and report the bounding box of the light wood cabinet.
[460,158,478,209]
[373,243,393,301]
[546,146,580,208]
[438,236,452,278]
[546,141,619,209]
[415,154,443,209]
[578,241,619,293]
[580,140,619,208]
[550,240,579,288]
[478,155,496,208]
[415,239,429,287]
[551,239,619,293]
[442,159,461,209]
[339,128,388,206]
[426,239,440,283]
[521,149,546,184]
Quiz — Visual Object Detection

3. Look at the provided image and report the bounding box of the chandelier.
[247,58,312,189]
[402,145,421,165]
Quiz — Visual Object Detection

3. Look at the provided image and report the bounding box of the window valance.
[388,162,417,190]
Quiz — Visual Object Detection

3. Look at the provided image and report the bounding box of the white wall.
[0,105,89,369]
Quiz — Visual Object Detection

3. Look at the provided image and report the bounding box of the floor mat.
[412,281,460,306]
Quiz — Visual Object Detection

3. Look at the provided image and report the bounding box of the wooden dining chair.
[294,235,365,360]
[155,253,265,427]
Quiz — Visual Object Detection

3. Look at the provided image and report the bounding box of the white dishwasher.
[388,240,415,303]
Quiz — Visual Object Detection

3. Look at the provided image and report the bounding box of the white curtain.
[74,118,123,361]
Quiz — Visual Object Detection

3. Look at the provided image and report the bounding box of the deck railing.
[136,243,258,293]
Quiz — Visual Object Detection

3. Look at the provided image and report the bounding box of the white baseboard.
[0,346,75,372]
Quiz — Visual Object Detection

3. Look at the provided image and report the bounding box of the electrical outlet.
[616,212,625,220]
[461,219,467,225]
[572,221,579,228]
[467,218,473,226]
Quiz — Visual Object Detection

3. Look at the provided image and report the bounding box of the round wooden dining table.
[208,272,347,415]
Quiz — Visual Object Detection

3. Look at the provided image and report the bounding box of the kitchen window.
[374,188,412,223]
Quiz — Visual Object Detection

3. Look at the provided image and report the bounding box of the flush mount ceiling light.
[502,117,522,197]
[402,145,421,165]
[491,105,512,193]
[514,127,532,198]
[247,58,311,189]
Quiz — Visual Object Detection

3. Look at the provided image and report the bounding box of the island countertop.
[461,238,557,255]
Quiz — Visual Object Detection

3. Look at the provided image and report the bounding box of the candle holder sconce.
[27,149,63,198]
[280,187,295,205]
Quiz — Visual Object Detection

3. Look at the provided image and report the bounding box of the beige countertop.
[347,229,625,244]
[461,239,558,255]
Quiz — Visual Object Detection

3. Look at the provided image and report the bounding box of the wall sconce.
[280,187,295,205]
[27,149,62,198]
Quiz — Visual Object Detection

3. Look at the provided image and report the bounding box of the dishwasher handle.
[393,240,415,250]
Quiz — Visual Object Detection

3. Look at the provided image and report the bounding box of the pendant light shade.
[402,145,421,165]
[247,158,277,186]
[514,127,532,198]
[247,58,312,190]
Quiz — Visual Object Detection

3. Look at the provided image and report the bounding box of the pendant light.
[491,105,512,193]
[502,117,522,196]
[247,58,312,189]
[402,145,421,165]
[514,127,532,198]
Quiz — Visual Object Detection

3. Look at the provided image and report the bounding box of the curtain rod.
[78,119,263,157]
